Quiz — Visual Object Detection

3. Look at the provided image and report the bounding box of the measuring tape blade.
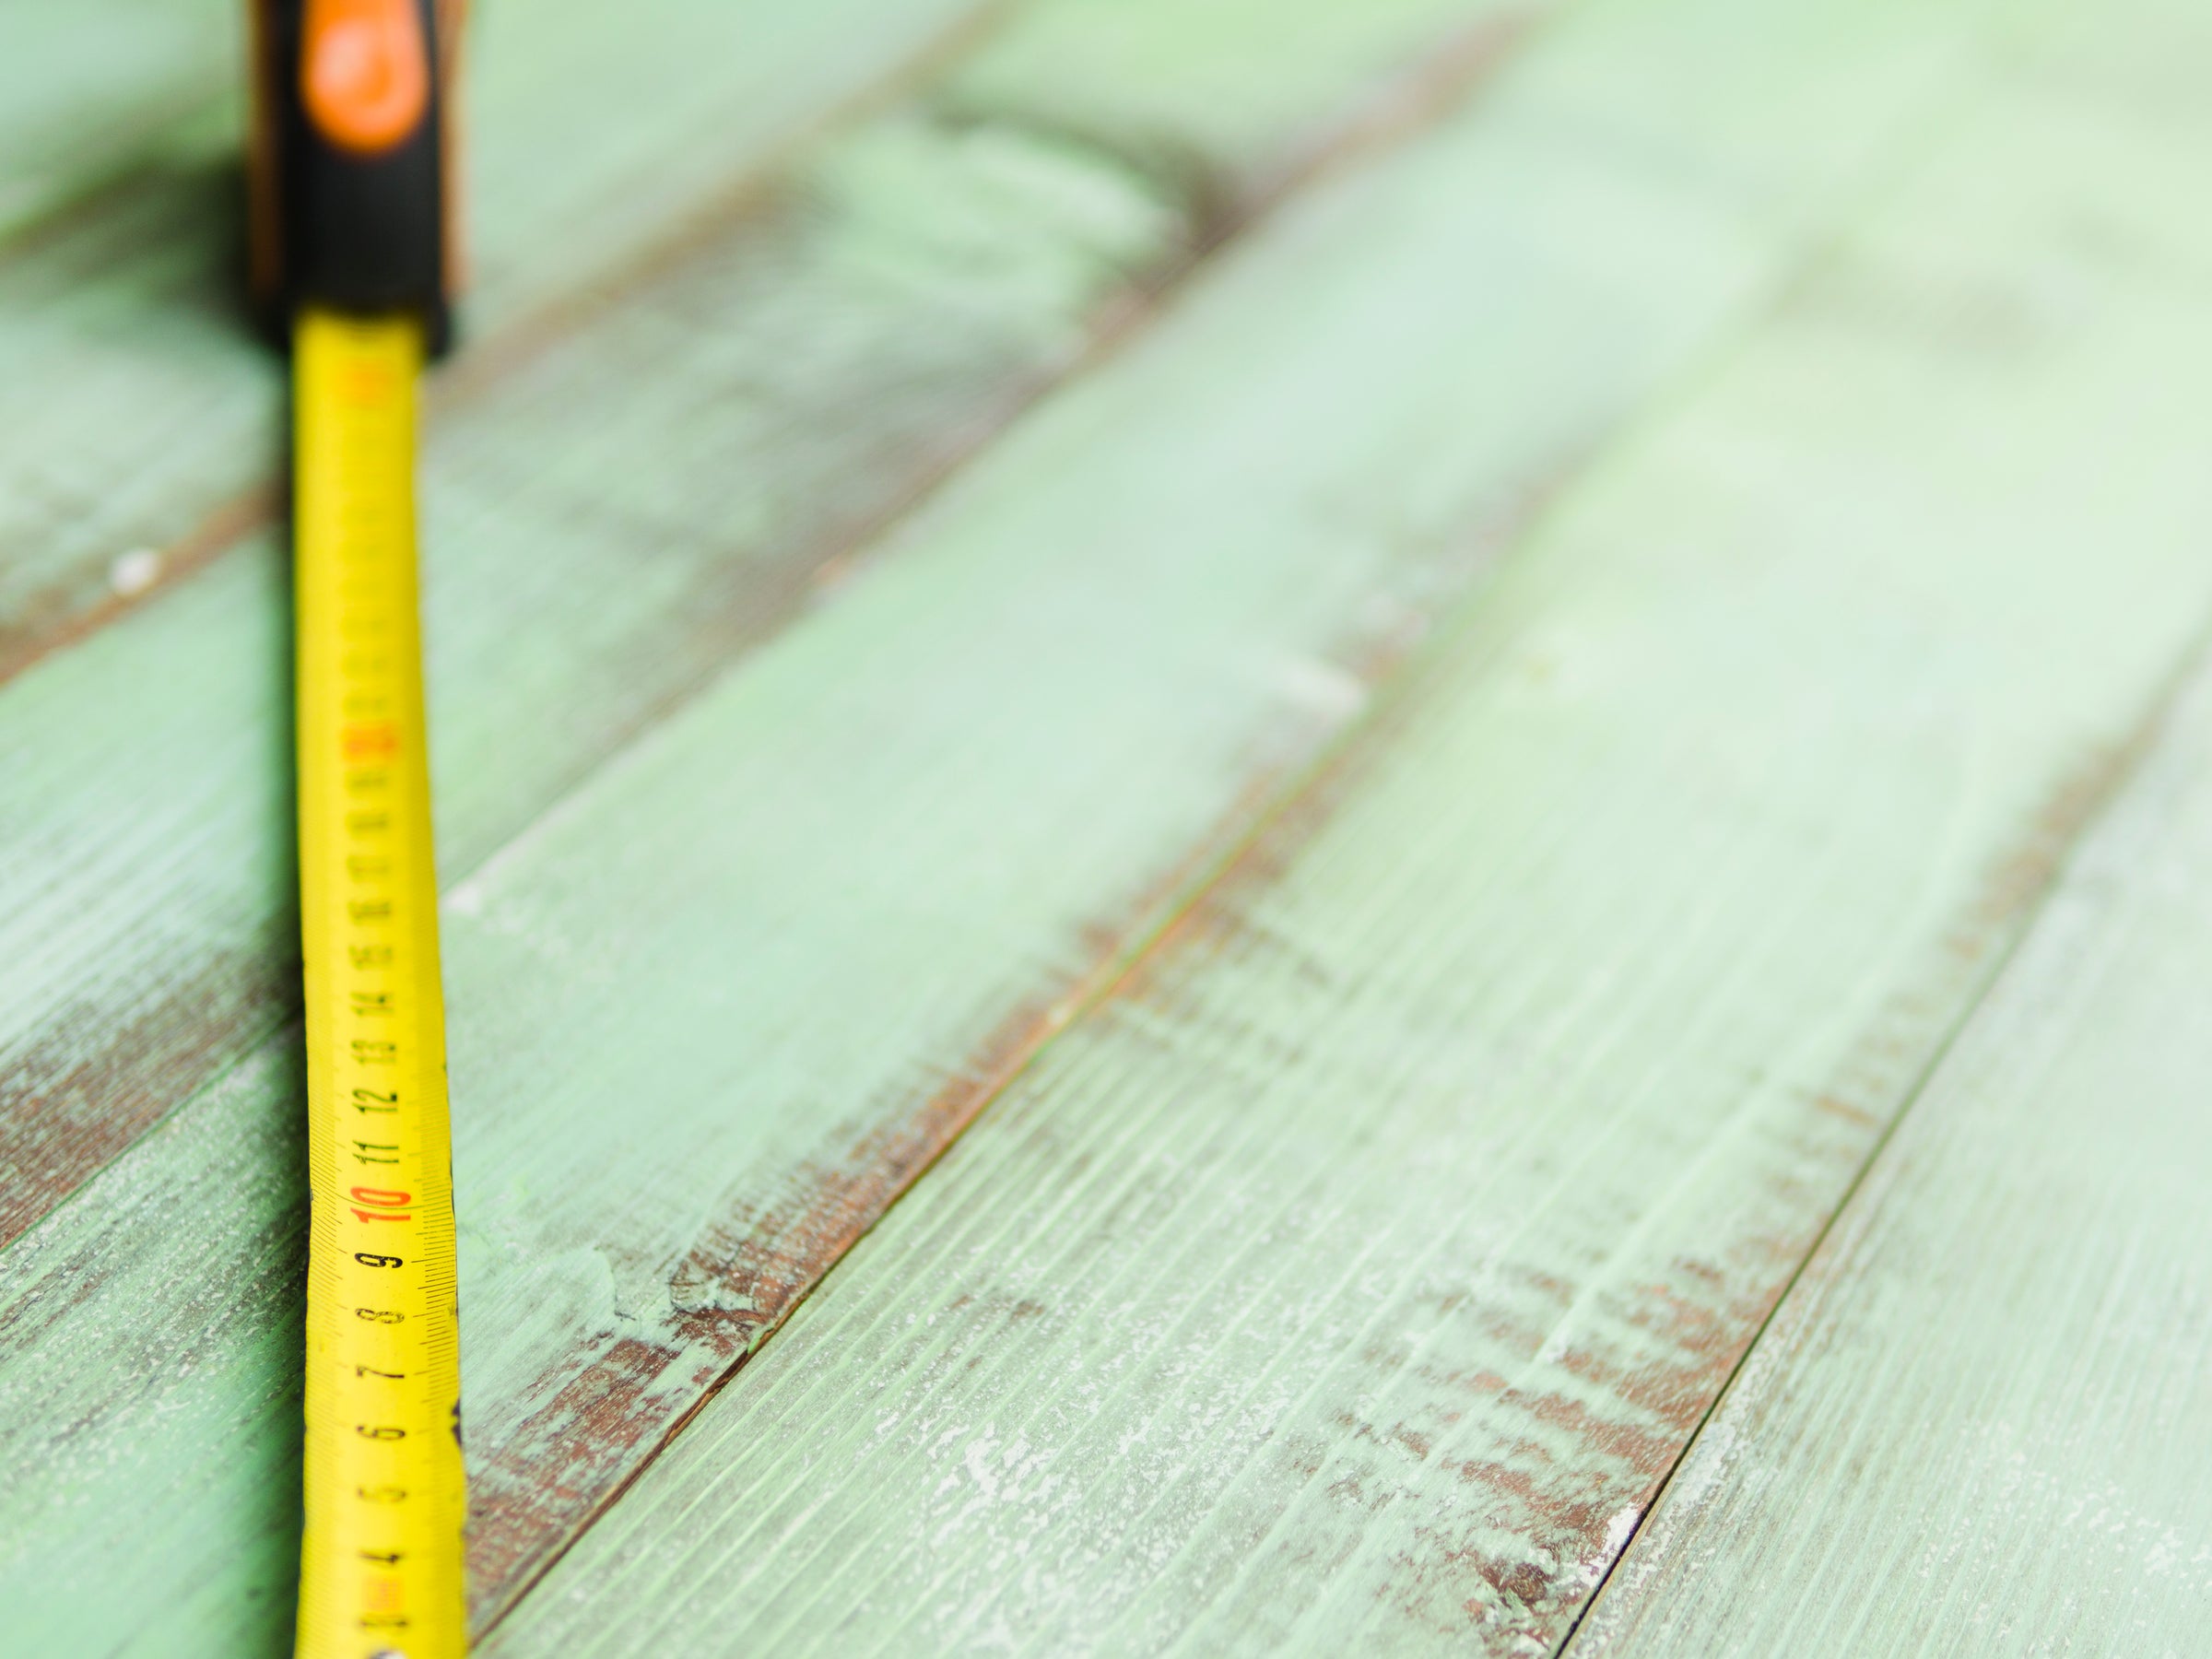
[293,306,468,1659]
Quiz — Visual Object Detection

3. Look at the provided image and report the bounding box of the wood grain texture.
[0,0,2022,1646]
[1566,680,2212,1659]
[0,0,234,240]
[1554,29,2212,1651]
[0,0,1530,1255]
[0,2,1651,1649]
[0,0,985,673]
[478,2,2212,1652]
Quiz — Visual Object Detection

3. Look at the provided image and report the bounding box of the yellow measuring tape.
[293,307,468,1659]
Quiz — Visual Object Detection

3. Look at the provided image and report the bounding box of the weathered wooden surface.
[0,0,984,670]
[1567,664,2212,1659]
[0,0,2026,1648]
[0,0,234,240]
[1561,26,2212,1638]
[0,0,1524,1253]
[0,0,975,1265]
[0,0,1641,1649]
[478,0,2212,1650]
[6,0,2209,1653]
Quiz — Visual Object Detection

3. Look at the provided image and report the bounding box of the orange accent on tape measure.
[301,0,429,156]
[343,723,399,759]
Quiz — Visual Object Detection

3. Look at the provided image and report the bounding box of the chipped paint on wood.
[0,0,1532,1253]
[0,0,1660,1646]
[0,0,2013,1641]
[441,0,2071,1620]
[478,0,2212,1650]
[1571,662,2212,1655]
[0,0,990,673]
[1574,808,2212,1659]
[0,1045,310,1655]
[1561,30,2212,1640]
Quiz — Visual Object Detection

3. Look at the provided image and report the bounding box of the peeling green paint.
[479,0,2212,1650]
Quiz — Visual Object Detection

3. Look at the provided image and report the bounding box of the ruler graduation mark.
[294,307,467,1659]
[250,0,467,1649]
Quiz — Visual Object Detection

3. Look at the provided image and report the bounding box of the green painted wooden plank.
[476,1,2212,1651]
[0,0,985,672]
[0,0,234,240]
[1558,31,2212,1648]
[0,0,2015,1647]
[0,0,1529,1253]
[0,4,1625,1651]
[1567,683,2212,1659]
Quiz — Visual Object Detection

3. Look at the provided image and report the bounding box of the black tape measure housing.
[251,0,456,354]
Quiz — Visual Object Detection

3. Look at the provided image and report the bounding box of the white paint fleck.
[964,1435,1001,1501]
[1270,653,1369,724]
[1578,1509,1643,1590]
[1605,1503,1641,1558]
[109,547,163,597]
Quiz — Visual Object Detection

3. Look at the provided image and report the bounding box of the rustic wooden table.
[3,1,2208,1653]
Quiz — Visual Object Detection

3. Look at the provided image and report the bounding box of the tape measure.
[252,5,470,1654]
[293,308,466,1659]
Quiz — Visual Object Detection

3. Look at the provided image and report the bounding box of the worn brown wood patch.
[477,0,2212,1646]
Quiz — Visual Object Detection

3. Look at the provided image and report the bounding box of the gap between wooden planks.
[1570,651,2212,1657]
[0,0,1580,1649]
[0,0,2022,1646]
[0,0,994,680]
[0,0,1533,1253]
[0,0,236,243]
[475,0,2212,1649]
[1559,12,2212,1644]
